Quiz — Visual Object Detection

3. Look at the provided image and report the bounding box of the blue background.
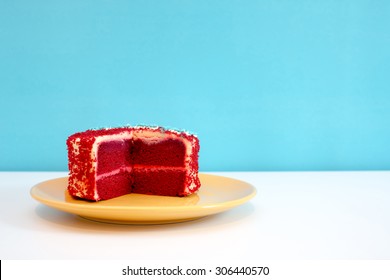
[1,0,390,171]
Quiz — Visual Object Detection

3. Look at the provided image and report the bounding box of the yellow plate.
[30,174,256,225]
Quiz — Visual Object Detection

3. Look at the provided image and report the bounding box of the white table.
[1,171,389,260]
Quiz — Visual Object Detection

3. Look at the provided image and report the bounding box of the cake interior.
[96,139,133,200]
[94,135,188,200]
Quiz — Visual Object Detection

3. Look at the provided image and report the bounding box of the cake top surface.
[67,125,198,143]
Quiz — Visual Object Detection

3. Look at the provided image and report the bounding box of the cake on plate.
[66,126,200,201]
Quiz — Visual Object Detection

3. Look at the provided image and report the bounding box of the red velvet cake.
[66,126,200,201]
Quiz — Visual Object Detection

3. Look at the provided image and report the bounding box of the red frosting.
[66,126,200,201]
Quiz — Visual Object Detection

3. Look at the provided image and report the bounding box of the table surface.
[1,171,389,260]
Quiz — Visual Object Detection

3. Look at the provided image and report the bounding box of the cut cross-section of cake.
[66,126,200,201]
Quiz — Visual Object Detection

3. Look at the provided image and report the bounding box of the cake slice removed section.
[131,126,200,196]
